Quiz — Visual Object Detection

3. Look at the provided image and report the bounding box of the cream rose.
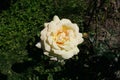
[36,15,84,60]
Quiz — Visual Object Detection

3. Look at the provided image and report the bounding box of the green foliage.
[0,0,87,80]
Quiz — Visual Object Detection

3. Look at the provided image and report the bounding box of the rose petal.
[40,27,47,40]
[53,15,60,23]
[44,23,49,27]
[44,41,51,51]
[61,47,79,59]
[44,52,49,56]
[60,19,72,24]
[48,21,60,33]
[35,42,41,48]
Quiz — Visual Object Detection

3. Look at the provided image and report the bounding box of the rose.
[36,15,84,60]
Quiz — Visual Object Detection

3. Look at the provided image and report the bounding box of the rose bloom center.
[53,25,71,45]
